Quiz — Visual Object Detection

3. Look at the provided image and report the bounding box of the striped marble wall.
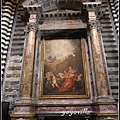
[100,0,118,101]
[108,0,119,39]
[2,5,26,109]
[1,0,17,81]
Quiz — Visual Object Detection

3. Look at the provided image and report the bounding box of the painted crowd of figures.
[44,66,84,94]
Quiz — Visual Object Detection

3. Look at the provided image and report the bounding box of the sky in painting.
[45,39,75,61]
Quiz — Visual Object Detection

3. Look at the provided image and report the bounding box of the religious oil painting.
[40,39,90,99]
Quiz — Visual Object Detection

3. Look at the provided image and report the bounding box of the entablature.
[22,0,103,22]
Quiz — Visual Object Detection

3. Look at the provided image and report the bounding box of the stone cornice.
[22,1,104,20]
[38,9,88,22]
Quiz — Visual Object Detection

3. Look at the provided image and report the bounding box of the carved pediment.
[23,0,83,12]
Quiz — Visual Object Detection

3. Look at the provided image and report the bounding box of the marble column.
[20,23,37,98]
[88,12,110,97]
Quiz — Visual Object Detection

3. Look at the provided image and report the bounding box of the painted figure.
[51,75,60,88]
[59,68,76,92]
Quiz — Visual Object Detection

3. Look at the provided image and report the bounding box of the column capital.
[25,23,38,33]
[88,20,102,32]
[88,20,98,29]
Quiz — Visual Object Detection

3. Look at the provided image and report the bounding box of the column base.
[10,97,37,120]
[91,96,118,119]
[93,96,116,103]
[10,114,35,120]
[15,97,36,104]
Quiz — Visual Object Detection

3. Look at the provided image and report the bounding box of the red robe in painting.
[59,72,75,92]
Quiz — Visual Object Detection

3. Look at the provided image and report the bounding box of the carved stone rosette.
[20,23,37,98]
[88,21,109,97]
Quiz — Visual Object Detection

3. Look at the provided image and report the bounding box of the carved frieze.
[39,20,86,30]
[14,106,36,113]
[99,105,117,112]
[26,0,83,12]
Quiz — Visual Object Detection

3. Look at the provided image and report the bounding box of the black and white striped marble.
[2,5,26,107]
[108,0,119,37]
[1,0,17,80]
[100,0,118,102]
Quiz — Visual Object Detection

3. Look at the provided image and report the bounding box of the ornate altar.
[10,0,118,120]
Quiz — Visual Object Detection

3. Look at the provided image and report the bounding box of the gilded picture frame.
[39,38,90,99]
